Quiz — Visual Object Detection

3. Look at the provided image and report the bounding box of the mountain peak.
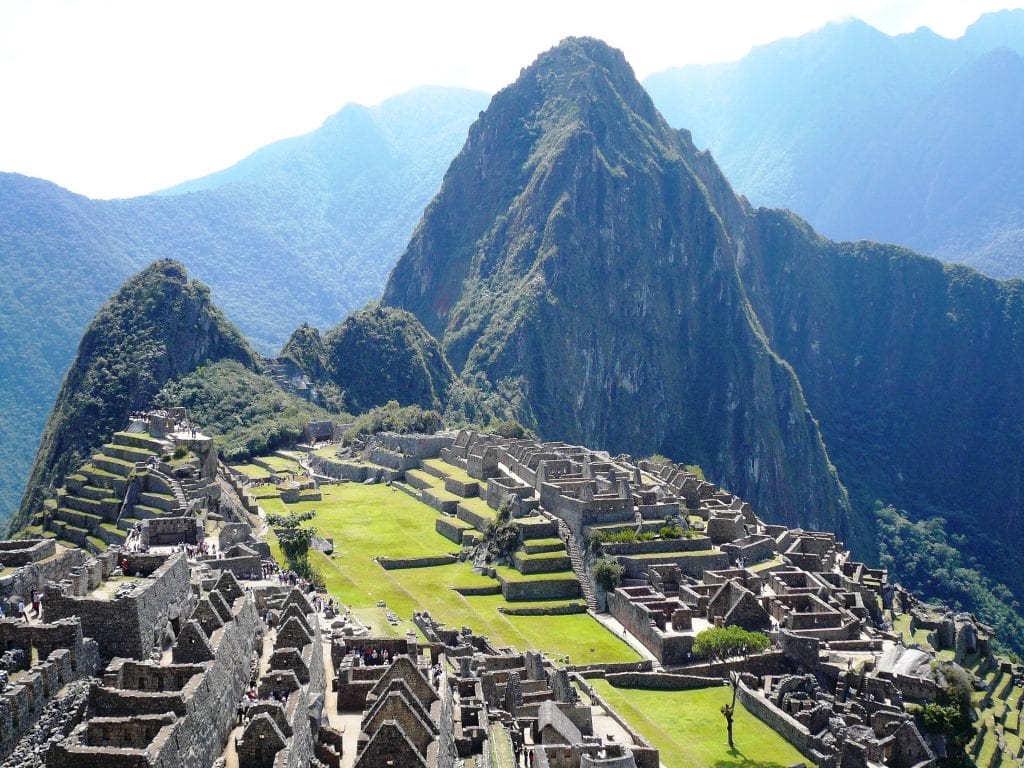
[383,39,850,534]
[12,260,256,533]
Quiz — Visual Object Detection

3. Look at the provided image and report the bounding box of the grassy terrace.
[313,444,343,459]
[516,550,568,561]
[261,480,637,663]
[624,549,721,559]
[229,463,273,480]
[422,457,476,485]
[749,556,785,572]
[257,455,303,473]
[493,565,576,582]
[591,681,806,768]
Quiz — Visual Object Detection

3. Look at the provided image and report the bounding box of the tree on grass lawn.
[692,625,771,671]
[271,513,325,589]
[721,671,741,748]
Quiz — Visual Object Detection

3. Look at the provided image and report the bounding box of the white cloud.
[0,0,1020,198]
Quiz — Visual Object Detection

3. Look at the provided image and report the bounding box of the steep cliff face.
[12,260,256,533]
[383,38,850,534]
[321,306,455,414]
[741,208,1024,579]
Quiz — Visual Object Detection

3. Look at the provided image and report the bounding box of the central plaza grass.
[590,681,806,768]
[261,481,638,664]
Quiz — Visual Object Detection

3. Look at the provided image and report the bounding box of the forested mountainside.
[12,260,256,532]
[0,86,486,525]
[644,10,1024,279]
[382,37,852,539]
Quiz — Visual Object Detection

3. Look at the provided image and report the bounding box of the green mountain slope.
[741,208,1024,596]
[0,86,486,527]
[383,37,851,536]
[644,10,1024,279]
[320,306,455,415]
[11,260,257,533]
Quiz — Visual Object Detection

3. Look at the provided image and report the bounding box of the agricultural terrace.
[257,480,639,664]
[590,680,806,768]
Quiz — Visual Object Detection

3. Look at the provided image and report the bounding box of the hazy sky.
[2,0,1021,199]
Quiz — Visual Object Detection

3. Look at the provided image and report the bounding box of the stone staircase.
[558,518,598,611]
[147,467,189,513]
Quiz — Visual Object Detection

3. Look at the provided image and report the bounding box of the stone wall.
[0,539,56,567]
[143,516,202,546]
[618,550,729,580]
[497,575,581,602]
[217,522,253,551]
[0,618,98,762]
[378,555,458,570]
[44,553,192,660]
[376,432,455,459]
[735,681,818,764]
[606,590,694,666]
[600,537,712,556]
[0,548,86,602]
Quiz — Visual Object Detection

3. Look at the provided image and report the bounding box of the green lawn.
[590,681,807,768]
[422,457,476,485]
[264,482,638,663]
[256,455,303,473]
[230,463,273,480]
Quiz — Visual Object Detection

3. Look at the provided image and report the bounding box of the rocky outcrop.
[321,305,455,414]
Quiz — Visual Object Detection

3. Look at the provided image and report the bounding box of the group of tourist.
[351,645,392,667]
[236,684,292,725]
[0,591,41,622]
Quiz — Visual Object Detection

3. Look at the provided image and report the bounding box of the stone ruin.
[330,610,659,768]
[363,428,994,768]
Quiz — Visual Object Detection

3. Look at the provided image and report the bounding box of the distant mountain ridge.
[0,86,487,525]
[644,9,1024,279]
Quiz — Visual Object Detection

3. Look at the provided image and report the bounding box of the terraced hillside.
[26,429,200,555]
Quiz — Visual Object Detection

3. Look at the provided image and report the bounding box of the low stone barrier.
[377,554,458,570]
[451,584,502,596]
[604,671,720,690]
[736,680,818,763]
[498,603,586,616]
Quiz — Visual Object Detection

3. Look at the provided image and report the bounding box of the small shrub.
[593,557,625,591]
[659,525,684,539]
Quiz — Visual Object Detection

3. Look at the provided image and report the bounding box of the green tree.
[593,557,625,591]
[692,625,771,670]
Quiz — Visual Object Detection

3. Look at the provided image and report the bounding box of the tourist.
[0,603,6,619]
[31,591,40,617]
[17,599,27,622]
